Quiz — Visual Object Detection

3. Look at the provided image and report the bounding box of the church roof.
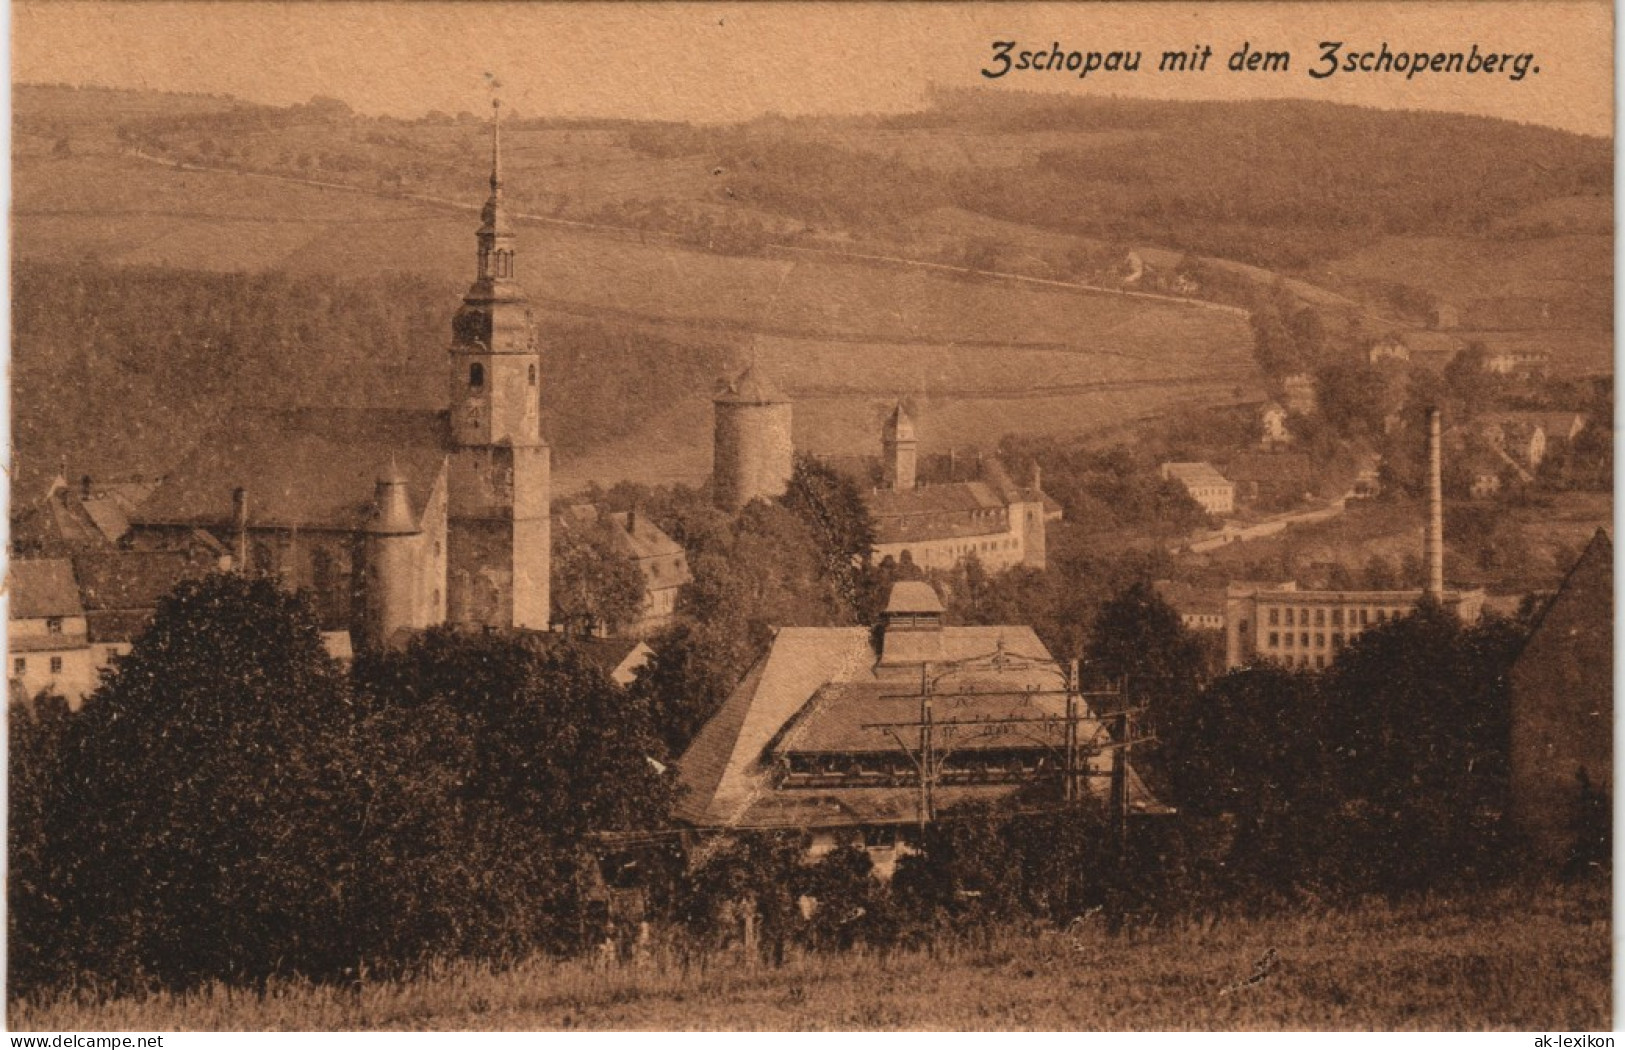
[132,409,448,532]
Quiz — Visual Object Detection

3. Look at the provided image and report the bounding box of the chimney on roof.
[231,487,250,571]
[1425,407,1445,600]
[1031,464,1042,491]
[80,475,92,500]
[626,507,638,534]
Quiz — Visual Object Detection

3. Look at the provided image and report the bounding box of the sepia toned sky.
[11,1,1615,137]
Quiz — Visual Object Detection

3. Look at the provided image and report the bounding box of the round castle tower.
[712,363,793,512]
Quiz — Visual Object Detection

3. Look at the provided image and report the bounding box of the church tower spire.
[445,93,552,632]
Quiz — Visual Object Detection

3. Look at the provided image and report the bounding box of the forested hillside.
[10,263,726,497]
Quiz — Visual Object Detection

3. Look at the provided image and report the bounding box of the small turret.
[882,401,917,491]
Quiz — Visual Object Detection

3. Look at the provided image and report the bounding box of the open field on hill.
[12,883,1608,1032]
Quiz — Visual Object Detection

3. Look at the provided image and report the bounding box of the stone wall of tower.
[883,433,917,491]
[713,401,794,511]
[447,444,550,630]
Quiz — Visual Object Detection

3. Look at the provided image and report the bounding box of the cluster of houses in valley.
[7,113,1609,875]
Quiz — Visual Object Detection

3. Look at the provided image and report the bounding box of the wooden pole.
[1110,709,1130,860]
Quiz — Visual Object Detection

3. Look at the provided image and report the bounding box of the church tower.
[882,401,917,491]
[445,98,551,630]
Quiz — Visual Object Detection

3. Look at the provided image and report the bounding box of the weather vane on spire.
[483,74,503,194]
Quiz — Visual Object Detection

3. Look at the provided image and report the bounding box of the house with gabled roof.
[1509,529,1612,871]
[8,559,97,709]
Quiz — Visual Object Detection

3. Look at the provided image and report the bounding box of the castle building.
[711,363,794,512]
[863,404,1059,573]
[126,101,550,650]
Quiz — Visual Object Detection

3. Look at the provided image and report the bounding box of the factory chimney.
[1424,408,1444,600]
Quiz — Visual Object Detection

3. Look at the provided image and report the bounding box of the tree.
[1086,580,1206,692]
[39,573,353,989]
[552,515,646,637]
[1318,604,1522,890]
[781,453,877,611]
[347,629,678,965]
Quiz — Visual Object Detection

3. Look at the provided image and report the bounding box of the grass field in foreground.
[12,882,1608,1032]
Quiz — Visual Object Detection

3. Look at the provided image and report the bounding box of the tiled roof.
[867,481,1013,543]
[8,559,84,620]
[72,550,209,612]
[132,409,448,531]
[675,627,878,826]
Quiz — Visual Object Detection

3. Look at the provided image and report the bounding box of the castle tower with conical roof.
[882,401,917,491]
[445,98,551,629]
[712,362,793,511]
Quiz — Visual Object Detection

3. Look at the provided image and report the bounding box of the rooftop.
[8,559,84,620]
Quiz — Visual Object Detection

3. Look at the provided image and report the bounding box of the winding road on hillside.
[122,147,1253,320]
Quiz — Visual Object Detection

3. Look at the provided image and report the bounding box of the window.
[1315,655,1326,669]
[46,617,63,635]
[1360,609,1370,625]
[1300,632,1310,648]
[12,657,24,676]
[1332,633,1344,649]
[1376,610,1387,623]
[1314,633,1325,648]
[1314,609,1325,627]
[1239,619,1249,638]
[1268,608,1279,627]
[1332,609,1344,627]
[1268,632,1279,648]
[470,362,485,388]
[1284,608,1294,627]
[49,657,63,674]
[528,364,537,385]
[1284,633,1294,648]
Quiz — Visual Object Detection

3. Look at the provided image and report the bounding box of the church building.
[127,101,551,650]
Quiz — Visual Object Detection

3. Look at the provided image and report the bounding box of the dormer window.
[470,362,485,388]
